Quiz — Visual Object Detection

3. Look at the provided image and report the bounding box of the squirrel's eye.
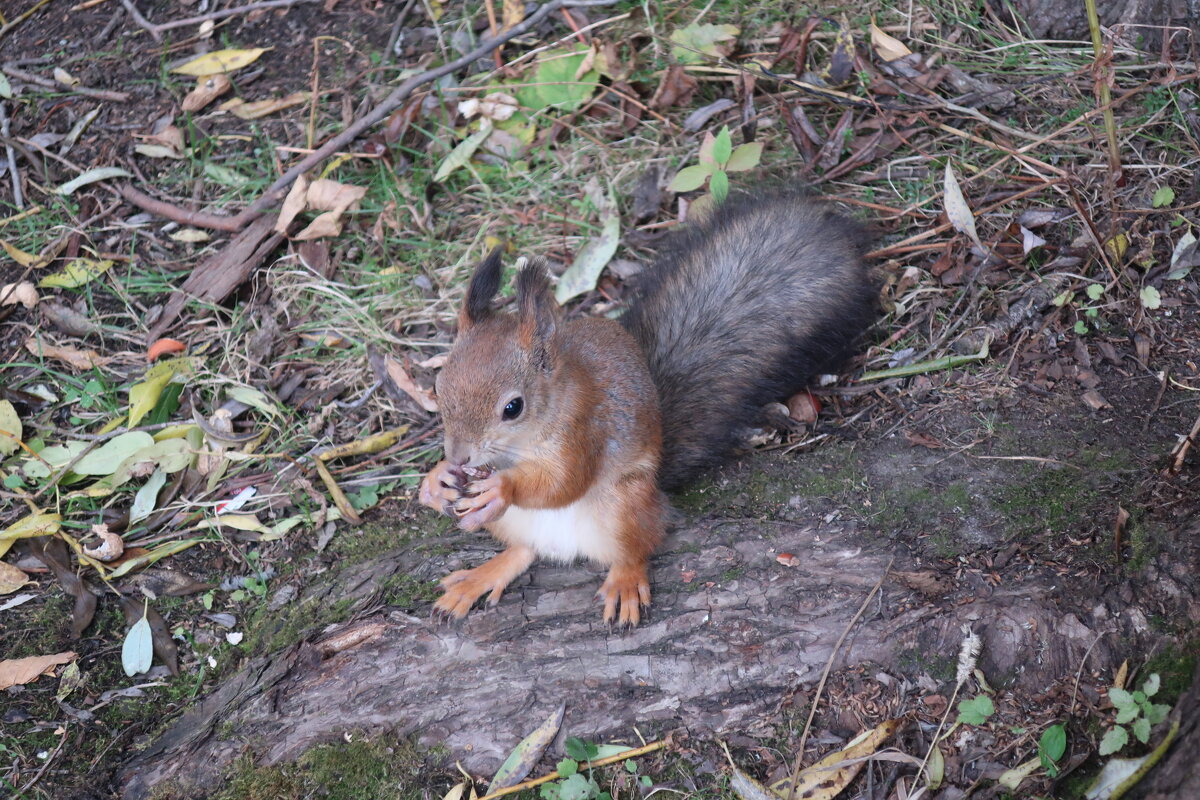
[502,397,524,421]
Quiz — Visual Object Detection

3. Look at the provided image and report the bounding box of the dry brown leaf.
[786,390,820,424]
[870,21,912,61]
[1,281,39,309]
[943,161,982,248]
[25,336,112,371]
[0,651,77,690]
[0,561,33,594]
[276,173,311,233]
[224,92,308,120]
[294,211,344,241]
[182,74,233,112]
[501,0,524,31]
[306,179,367,214]
[384,355,439,412]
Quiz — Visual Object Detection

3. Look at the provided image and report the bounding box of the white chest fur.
[491,499,617,564]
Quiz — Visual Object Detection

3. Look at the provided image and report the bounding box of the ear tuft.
[516,258,560,370]
[459,247,504,330]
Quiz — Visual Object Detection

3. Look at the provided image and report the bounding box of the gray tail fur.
[621,190,878,491]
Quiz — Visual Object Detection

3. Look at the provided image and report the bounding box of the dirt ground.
[1,0,1199,798]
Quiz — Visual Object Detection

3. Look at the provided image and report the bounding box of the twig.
[476,740,666,800]
[784,557,893,800]
[122,0,322,41]
[121,0,623,231]
[0,63,131,102]
[0,102,23,208]
[0,0,53,44]
[1170,408,1200,473]
[1083,0,1122,178]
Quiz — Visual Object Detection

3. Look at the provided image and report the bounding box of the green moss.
[1140,646,1198,705]
[898,647,956,682]
[206,735,444,800]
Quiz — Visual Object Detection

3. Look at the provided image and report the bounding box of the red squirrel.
[419,190,877,625]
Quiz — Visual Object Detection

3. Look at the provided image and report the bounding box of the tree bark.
[116,514,1189,799]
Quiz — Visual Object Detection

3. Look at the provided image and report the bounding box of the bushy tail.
[621,191,877,491]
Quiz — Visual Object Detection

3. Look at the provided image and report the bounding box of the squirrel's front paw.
[598,562,652,626]
[419,461,463,515]
[453,474,509,531]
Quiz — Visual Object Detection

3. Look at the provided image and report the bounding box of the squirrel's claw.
[434,547,535,619]
[452,476,509,531]
[598,563,652,627]
[420,461,463,515]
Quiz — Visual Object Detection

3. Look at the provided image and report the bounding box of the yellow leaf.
[501,0,524,31]
[213,514,267,532]
[0,239,50,268]
[0,399,21,456]
[1,513,62,542]
[773,718,904,798]
[127,360,179,428]
[227,92,308,120]
[171,48,271,77]
[37,258,114,289]
[0,561,33,594]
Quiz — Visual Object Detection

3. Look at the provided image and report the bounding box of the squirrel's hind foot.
[598,562,652,626]
[434,545,535,619]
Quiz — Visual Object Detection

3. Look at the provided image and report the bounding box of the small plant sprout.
[1099,673,1171,755]
[667,125,763,208]
[1038,723,1067,777]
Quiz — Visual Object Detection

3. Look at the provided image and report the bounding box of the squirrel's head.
[435,249,563,471]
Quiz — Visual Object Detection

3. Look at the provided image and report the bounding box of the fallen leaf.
[1081,390,1110,410]
[669,22,739,65]
[147,338,186,362]
[870,21,912,61]
[122,609,154,676]
[53,67,80,86]
[384,356,438,412]
[306,179,367,214]
[649,64,698,109]
[182,74,233,112]
[487,703,565,792]
[294,210,345,240]
[1140,286,1161,310]
[37,258,115,289]
[276,173,311,232]
[943,161,981,248]
[1,281,38,308]
[515,45,599,111]
[55,167,132,196]
[129,359,183,427]
[772,719,906,798]
[555,179,620,303]
[0,652,77,690]
[224,92,308,120]
[172,48,271,76]
[72,432,155,476]
[0,400,20,457]
[168,229,210,243]
[83,527,125,562]
[0,239,49,268]
[0,561,32,594]
[434,120,494,182]
[25,336,111,371]
[1020,225,1046,254]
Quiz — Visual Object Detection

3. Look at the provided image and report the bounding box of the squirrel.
[419,190,877,625]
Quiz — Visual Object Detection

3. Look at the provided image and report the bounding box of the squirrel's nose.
[444,436,471,467]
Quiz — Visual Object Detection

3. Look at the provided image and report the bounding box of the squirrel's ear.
[516,259,560,371]
[459,247,504,331]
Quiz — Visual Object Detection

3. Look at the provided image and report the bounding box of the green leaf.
[0,72,11,99]
[1146,703,1171,725]
[725,142,763,172]
[1086,283,1104,301]
[556,774,592,800]
[669,22,739,65]
[227,386,279,418]
[514,46,600,112]
[709,169,729,203]
[1052,290,1073,307]
[957,695,995,726]
[486,702,565,793]
[1142,673,1160,697]
[1115,704,1139,724]
[667,163,712,193]
[640,775,653,788]
[128,360,181,428]
[556,759,578,777]
[625,759,638,773]
[122,607,154,676]
[1099,725,1128,756]
[203,163,250,187]
[107,538,204,579]
[72,432,155,476]
[712,127,732,165]
[1039,723,1067,762]
[0,400,21,457]
[555,181,620,303]
[433,120,494,183]
[564,737,595,762]
[1152,186,1175,208]
[37,258,114,289]
[130,467,169,524]
[1132,717,1151,743]
[1109,687,1135,710]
